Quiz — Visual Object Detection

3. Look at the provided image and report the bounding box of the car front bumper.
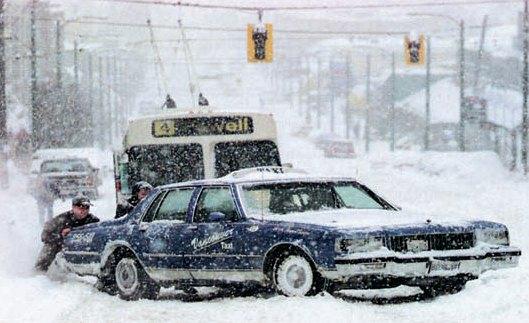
[322,246,521,282]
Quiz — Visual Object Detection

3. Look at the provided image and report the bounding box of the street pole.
[55,21,62,91]
[523,0,529,175]
[0,0,8,189]
[365,54,371,154]
[330,58,335,134]
[0,0,6,144]
[316,57,322,129]
[106,56,113,147]
[74,39,79,90]
[88,54,94,146]
[305,58,311,125]
[459,19,466,152]
[30,0,38,148]
[425,36,431,151]
[390,52,396,152]
[345,53,352,139]
[98,57,105,148]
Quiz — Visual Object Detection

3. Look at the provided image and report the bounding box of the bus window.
[128,144,205,187]
[214,140,281,177]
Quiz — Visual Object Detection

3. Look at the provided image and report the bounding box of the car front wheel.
[115,258,159,300]
[274,255,321,296]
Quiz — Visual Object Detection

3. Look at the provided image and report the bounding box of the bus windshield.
[214,140,281,177]
[127,144,205,187]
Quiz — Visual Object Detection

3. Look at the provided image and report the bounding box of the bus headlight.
[335,237,383,253]
[475,228,509,246]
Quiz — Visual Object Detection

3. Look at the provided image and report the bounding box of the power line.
[84,0,521,11]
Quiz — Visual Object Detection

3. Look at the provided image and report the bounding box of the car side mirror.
[208,212,227,222]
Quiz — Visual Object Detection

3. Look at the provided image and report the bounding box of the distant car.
[323,140,356,158]
[59,167,520,300]
[33,157,101,199]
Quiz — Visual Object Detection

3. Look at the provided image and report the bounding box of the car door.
[180,185,257,281]
[134,187,196,281]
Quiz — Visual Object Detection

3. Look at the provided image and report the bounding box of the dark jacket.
[114,196,140,219]
[41,210,99,246]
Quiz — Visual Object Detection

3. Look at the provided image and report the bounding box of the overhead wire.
[84,0,521,11]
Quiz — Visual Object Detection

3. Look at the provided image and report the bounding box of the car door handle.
[187,225,198,230]
[139,223,149,232]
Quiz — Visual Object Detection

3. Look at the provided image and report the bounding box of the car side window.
[194,187,238,223]
[334,184,383,209]
[142,192,165,223]
[153,188,194,222]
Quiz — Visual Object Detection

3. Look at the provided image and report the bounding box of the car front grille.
[386,232,475,252]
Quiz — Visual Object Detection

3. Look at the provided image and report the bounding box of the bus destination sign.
[152,116,254,137]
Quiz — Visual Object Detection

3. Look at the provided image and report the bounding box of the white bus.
[114,110,282,198]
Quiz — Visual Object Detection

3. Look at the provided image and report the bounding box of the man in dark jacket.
[35,196,99,272]
[115,181,153,219]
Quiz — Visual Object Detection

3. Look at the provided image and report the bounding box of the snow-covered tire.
[273,255,321,297]
[114,257,159,301]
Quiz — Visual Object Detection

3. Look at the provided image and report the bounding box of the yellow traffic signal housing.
[247,23,273,63]
[404,34,426,66]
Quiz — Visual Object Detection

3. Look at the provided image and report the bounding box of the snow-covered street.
[1,103,528,322]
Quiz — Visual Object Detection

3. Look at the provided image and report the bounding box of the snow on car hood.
[247,208,470,230]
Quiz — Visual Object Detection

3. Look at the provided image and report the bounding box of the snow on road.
[1,105,528,322]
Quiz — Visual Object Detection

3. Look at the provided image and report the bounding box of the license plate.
[429,260,461,273]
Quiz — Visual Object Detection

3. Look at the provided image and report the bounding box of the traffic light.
[404,34,426,66]
[247,23,273,63]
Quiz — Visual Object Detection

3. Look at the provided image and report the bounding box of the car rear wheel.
[273,255,322,296]
[115,257,159,300]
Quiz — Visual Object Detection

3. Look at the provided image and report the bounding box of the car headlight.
[335,237,383,253]
[475,228,509,246]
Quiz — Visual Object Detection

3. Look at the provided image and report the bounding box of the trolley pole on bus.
[523,0,529,175]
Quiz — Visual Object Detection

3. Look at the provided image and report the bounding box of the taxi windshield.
[40,159,90,173]
[240,181,385,216]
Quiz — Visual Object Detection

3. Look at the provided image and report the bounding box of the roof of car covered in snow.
[156,167,356,189]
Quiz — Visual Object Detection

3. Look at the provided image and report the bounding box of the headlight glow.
[475,228,509,246]
[335,237,383,253]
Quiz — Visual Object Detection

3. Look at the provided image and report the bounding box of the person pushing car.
[114,181,153,219]
[35,195,99,272]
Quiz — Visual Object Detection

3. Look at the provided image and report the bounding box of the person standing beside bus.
[115,181,153,219]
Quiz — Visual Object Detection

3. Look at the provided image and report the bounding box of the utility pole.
[113,56,119,141]
[30,0,38,148]
[55,21,62,91]
[88,54,94,146]
[73,39,79,89]
[390,52,396,152]
[365,55,371,154]
[345,53,352,139]
[106,56,112,147]
[459,20,466,152]
[305,58,311,125]
[316,57,322,129]
[425,36,431,151]
[330,58,335,134]
[523,0,529,175]
[0,0,8,189]
[473,15,488,95]
[98,57,105,148]
[0,0,6,144]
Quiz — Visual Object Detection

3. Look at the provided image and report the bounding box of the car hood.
[249,209,481,233]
